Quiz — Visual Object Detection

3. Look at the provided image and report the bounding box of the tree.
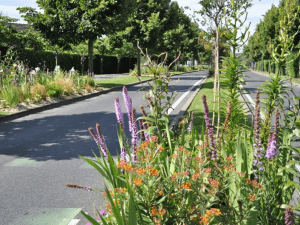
[18,0,135,73]
[0,13,18,47]
[197,0,231,124]
[123,0,171,76]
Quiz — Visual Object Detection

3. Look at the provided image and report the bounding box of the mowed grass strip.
[95,76,151,89]
[186,77,227,131]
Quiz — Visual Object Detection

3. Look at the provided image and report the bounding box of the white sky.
[1,0,280,36]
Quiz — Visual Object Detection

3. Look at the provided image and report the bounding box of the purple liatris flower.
[285,207,294,225]
[253,92,264,171]
[188,112,194,133]
[130,108,138,148]
[121,146,127,162]
[202,95,217,161]
[96,123,108,156]
[114,97,125,132]
[139,119,145,141]
[266,131,278,159]
[88,128,99,145]
[122,86,132,132]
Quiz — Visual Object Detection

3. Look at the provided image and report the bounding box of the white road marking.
[68,219,80,225]
[240,84,265,120]
[167,77,206,115]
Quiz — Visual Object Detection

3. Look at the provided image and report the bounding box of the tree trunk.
[117,58,121,73]
[101,46,105,74]
[88,38,94,74]
[212,29,219,126]
[137,42,141,76]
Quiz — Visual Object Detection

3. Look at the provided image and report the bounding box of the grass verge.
[95,76,150,89]
[251,69,300,85]
[185,77,227,130]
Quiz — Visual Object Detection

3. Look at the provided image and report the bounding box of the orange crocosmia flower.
[120,188,127,193]
[204,168,212,173]
[150,168,159,176]
[200,215,209,224]
[159,146,164,152]
[137,168,146,175]
[192,173,200,180]
[206,208,221,216]
[117,160,126,168]
[123,163,132,171]
[146,165,152,170]
[208,179,220,189]
[247,194,257,201]
[134,178,143,186]
[182,182,192,189]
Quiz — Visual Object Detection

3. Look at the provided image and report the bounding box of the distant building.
[9,23,29,32]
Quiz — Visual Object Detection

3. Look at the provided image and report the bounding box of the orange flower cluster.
[140,154,152,162]
[226,156,234,162]
[137,168,146,175]
[134,178,143,186]
[200,215,209,224]
[204,168,212,173]
[183,171,190,176]
[117,160,132,171]
[150,168,159,176]
[158,208,166,216]
[192,173,200,180]
[182,182,192,189]
[206,208,221,216]
[151,206,158,216]
[150,136,159,143]
[245,178,263,190]
[247,194,257,201]
[140,140,150,150]
[222,164,235,172]
[208,179,220,189]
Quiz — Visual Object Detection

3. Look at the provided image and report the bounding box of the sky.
[1,0,280,36]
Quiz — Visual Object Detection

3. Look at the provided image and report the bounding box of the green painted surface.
[80,162,94,169]
[4,158,45,167]
[9,208,81,225]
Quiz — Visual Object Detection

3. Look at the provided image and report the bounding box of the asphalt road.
[0,71,208,225]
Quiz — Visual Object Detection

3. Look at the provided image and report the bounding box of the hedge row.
[254,51,300,77]
[2,48,137,74]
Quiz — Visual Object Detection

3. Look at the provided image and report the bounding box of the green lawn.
[95,76,151,89]
[186,77,227,130]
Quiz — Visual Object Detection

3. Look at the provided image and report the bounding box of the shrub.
[30,83,47,101]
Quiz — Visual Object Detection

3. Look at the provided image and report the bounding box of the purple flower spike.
[266,132,278,159]
[88,128,99,145]
[122,86,132,132]
[100,209,106,216]
[285,207,294,225]
[202,95,217,161]
[139,119,145,141]
[96,123,108,157]
[131,108,138,148]
[115,97,125,132]
[121,146,127,162]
